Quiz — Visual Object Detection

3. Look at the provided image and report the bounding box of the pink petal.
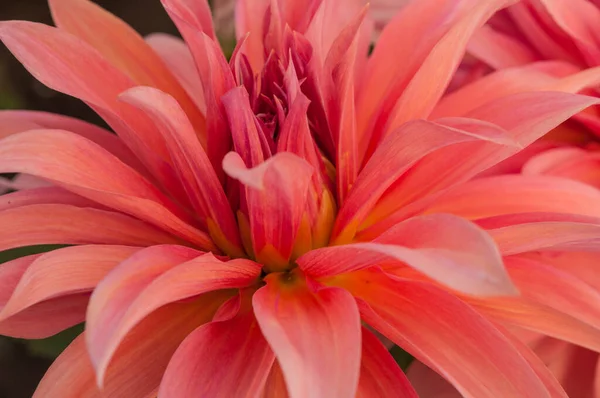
[33,334,103,398]
[381,0,512,137]
[0,175,53,193]
[0,204,179,252]
[234,0,270,70]
[159,300,274,397]
[260,362,289,398]
[48,0,205,136]
[523,147,600,188]
[0,129,215,250]
[120,87,243,256]
[145,33,206,114]
[357,327,418,398]
[301,213,516,296]
[0,245,138,323]
[335,269,550,397]
[223,151,313,267]
[162,0,235,174]
[253,274,361,398]
[333,119,510,244]
[0,20,175,177]
[522,251,600,292]
[486,217,600,255]
[421,174,600,220]
[506,256,600,332]
[468,25,539,69]
[86,244,203,380]
[88,254,261,385]
[0,187,103,212]
[0,110,143,172]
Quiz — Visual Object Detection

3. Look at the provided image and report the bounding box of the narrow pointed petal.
[0,204,179,252]
[0,21,171,167]
[86,244,203,379]
[302,214,516,296]
[333,119,509,244]
[48,0,205,135]
[159,303,274,397]
[0,245,139,327]
[0,110,142,171]
[89,254,260,384]
[422,175,600,220]
[0,130,215,250]
[0,187,103,211]
[334,269,550,398]
[33,334,102,398]
[145,33,206,114]
[120,87,243,255]
[468,25,538,69]
[357,327,418,398]
[223,152,313,266]
[382,0,512,135]
[253,275,361,398]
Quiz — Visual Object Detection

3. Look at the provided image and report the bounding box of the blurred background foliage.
[0,1,412,396]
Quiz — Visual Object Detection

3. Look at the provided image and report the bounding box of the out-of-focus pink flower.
[1,0,600,397]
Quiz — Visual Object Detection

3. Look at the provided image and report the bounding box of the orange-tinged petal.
[253,272,361,398]
[406,361,462,398]
[333,119,507,244]
[48,0,205,138]
[524,147,600,188]
[522,251,600,292]
[223,151,313,268]
[0,245,139,335]
[159,298,274,397]
[260,361,289,398]
[0,129,215,250]
[381,0,513,137]
[420,175,600,220]
[120,87,243,255]
[357,327,418,398]
[334,269,550,398]
[145,33,206,114]
[86,245,203,381]
[89,253,260,385]
[302,214,516,296]
[0,204,179,252]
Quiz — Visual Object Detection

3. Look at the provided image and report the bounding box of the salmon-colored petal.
[0,129,215,250]
[0,110,143,172]
[33,334,103,398]
[86,244,203,380]
[301,213,515,296]
[524,147,600,188]
[487,217,600,255]
[536,0,600,66]
[145,33,206,114]
[260,361,289,398]
[406,361,462,398]
[522,251,600,292]
[224,152,313,267]
[0,20,175,176]
[505,256,600,331]
[357,0,479,155]
[421,175,600,220]
[381,0,512,138]
[0,245,138,324]
[49,0,205,137]
[234,0,270,70]
[89,254,260,384]
[0,255,39,307]
[0,187,103,212]
[162,0,235,174]
[468,25,539,69]
[357,327,418,398]
[334,269,550,398]
[159,302,274,397]
[333,119,509,244]
[253,274,361,398]
[120,87,242,255]
[0,174,52,193]
[0,204,179,252]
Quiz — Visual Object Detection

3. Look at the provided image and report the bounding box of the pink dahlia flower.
[0,0,599,397]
